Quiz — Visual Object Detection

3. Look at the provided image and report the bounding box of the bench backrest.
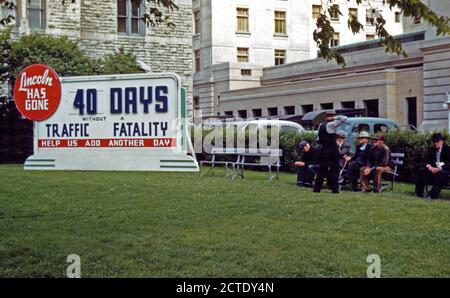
[210,148,283,157]
[391,153,405,166]
[211,148,245,155]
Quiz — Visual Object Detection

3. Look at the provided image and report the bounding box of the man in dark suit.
[336,131,351,168]
[415,133,450,199]
[313,111,348,193]
[295,141,320,187]
[344,131,372,191]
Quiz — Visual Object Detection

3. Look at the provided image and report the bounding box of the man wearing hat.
[295,141,320,187]
[313,111,348,193]
[359,134,394,193]
[415,133,450,199]
[336,131,351,168]
[344,131,372,191]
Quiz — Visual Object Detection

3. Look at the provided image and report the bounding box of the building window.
[330,32,340,47]
[364,99,379,117]
[28,0,46,29]
[366,34,375,40]
[349,8,358,21]
[0,3,16,26]
[252,108,262,118]
[366,9,375,25]
[284,106,295,115]
[237,7,249,33]
[237,47,249,62]
[341,101,355,109]
[406,97,417,128]
[118,0,145,36]
[193,96,200,110]
[330,5,339,21]
[275,49,286,66]
[274,11,286,34]
[194,10,200,34]
[321,103,334,110]
[224,111,234,117]
[312,5,321,19]
[302,104,314,114]
[238,110,248,119]
[241,69,252,76]
[267,107,278,117]
[194,50,201,72]
[395,11,401,23]
[414,16,421,24]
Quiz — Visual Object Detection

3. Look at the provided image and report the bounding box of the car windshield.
[281,125,301,134]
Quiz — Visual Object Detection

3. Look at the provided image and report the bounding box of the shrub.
[384,129,450,181]
[1,29,144,84]
[191,126,450,182]
[95,48,144,75]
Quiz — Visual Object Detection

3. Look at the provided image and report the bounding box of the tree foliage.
[1,0,449,66]
[0,29,143,89]
[314,0,450,66]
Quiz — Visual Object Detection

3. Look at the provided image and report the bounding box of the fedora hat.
[358,131,370,139]
[325,110,336,117]
[432,133,445,143]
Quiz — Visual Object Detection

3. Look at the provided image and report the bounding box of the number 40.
[73,89,97,115]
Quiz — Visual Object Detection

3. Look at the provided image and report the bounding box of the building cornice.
[261,57,423,85]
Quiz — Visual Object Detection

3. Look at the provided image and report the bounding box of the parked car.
[202,119,306,135]
[338,117,400,152]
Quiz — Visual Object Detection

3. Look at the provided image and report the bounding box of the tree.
[0,29,143,93]
[1,0,449,66]
[314,0,450,66]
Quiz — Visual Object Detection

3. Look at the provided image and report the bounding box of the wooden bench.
[199,148,244,177]
[380,152,405,192]
[200,148,283,181]
[233,148,283,181]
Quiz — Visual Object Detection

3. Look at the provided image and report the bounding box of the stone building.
[192,0,404,117]
[1,0,194,119]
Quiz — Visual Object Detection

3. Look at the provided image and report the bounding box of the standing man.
[415,133,450,199]
[313,111,348,193]
[295,141,320,187]
[359,135,393,193]
[344,131,372,191]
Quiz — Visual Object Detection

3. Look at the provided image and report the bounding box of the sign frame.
[23,72,199,172]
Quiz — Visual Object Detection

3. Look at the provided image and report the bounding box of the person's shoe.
[373,190,380,193]
[361,189,371,193]
[303,182,313,188]
[353,188,362,192]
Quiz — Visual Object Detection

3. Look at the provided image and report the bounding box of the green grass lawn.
[0,164,449,277]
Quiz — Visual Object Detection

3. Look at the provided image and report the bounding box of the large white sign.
[24,73,198,171]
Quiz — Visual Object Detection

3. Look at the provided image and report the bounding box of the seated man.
[336,131,351,169]
[344,131,372,191]
[295,140,320,187]
[359,135,393,193]
[415,133,450,199]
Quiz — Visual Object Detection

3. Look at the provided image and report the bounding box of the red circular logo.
[13,64,61,121]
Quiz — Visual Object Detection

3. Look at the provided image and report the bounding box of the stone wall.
[421,37,450,131]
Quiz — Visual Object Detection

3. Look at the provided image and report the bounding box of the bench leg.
[268,165,275,181]
[232,163,241,180]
